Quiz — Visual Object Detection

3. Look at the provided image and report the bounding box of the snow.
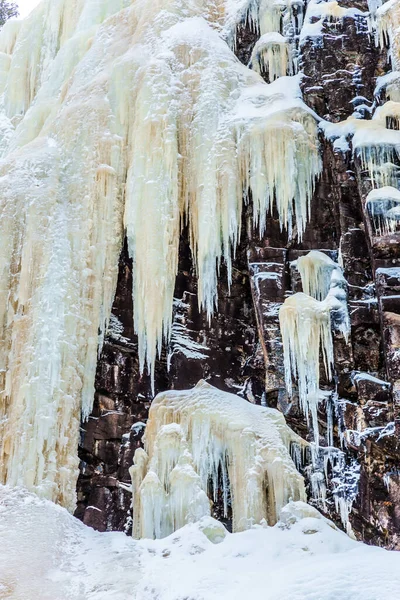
[2,485,400,600]
[131,381,306,538]
[376,265,400,277]
[300,0,365,43]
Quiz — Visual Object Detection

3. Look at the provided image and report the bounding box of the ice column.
[130,381,306,538]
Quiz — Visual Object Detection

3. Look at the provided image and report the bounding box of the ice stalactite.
[279,293,333,443]
[0,0,321,508]
[366,186,400,235]
[0,0,142,509]
[130,381,306,539]
[322,105,400,188]
[250,32,293,81]
[377,0,400,70]
[123,25,321,385]
[238,0,306,36]
[297,250,337,301]
[279,252,349,444]
[280,250,354,528]
[352,105,400,188]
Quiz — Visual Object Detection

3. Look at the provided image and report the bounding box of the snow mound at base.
[1,486,400,600]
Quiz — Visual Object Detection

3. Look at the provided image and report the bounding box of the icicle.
[279,293,333,438]
[297,250,337,300]
[280,252,349,444]
[131,381,307,539]
[366,186,400,235]
[376,0,400,70]
[351,109,400,187]
[250,33,293,82]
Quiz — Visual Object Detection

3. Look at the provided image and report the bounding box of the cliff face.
[76,0,400,547]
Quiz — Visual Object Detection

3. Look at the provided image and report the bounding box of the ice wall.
[130,381,306,538]
[0,0,321,508]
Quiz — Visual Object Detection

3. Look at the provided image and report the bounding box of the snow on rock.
[2,485,400,600]
[0,0,321,509]
[130,380,306,538]
[300,0,365,44]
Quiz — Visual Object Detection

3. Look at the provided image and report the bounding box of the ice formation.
[300,0,363,43]
[250,32,293,81]
[366,185,400,235]
[130,381,306,539]
[321,105,400,188]
[279,293,333,437]
[0,0,321,507]
[297,250,337,300]
[280,252,349,443]
[375,71,400,102]
[377,0,400,70]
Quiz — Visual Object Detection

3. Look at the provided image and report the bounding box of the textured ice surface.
[0,0,321,509]
[131,381,306,538]
[280,252,349,444]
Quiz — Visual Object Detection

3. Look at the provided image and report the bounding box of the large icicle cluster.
[0,0,321,508]
[279,251,349,444]
[130,381,306,539]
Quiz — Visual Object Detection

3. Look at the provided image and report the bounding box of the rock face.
[76,1,400,548]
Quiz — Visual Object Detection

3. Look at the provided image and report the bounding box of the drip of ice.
[130,381,306,539]
[297,250,337,300]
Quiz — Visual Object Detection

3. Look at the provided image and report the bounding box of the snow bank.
[2,485,400,600]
